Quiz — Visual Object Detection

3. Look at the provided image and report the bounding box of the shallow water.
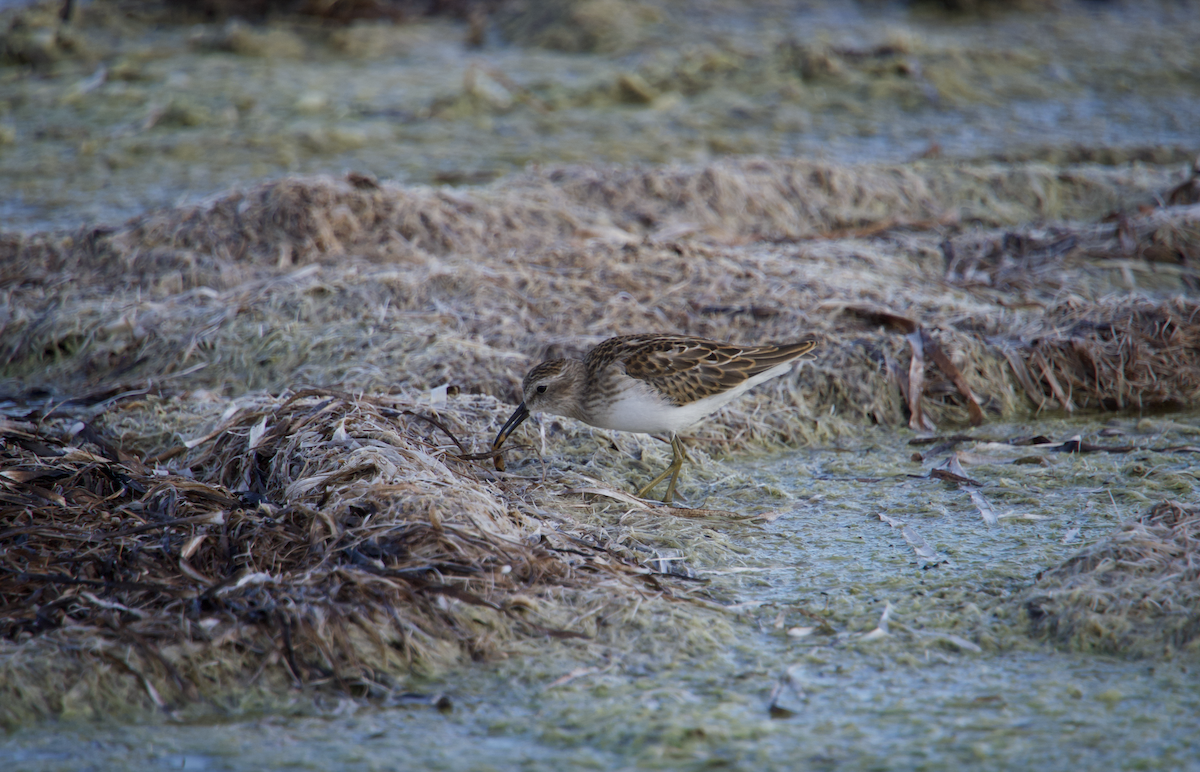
[2,1,1198,232]
[4,413,1198,771]
[4,653,1198,771]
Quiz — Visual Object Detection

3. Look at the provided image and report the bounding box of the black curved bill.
[492,402,530,471]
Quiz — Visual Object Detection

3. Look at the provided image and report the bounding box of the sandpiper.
[492,333,819,503]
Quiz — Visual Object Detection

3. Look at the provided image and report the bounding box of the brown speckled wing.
[589,334,817,407]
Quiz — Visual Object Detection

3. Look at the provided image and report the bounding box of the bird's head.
[492,359,586,469]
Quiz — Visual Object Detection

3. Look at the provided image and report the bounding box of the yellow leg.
[636,435,689,503]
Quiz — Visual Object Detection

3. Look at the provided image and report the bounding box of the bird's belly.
[588,386,733,435]
[584,359,806,436]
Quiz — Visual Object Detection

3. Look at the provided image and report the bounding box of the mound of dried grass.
[1009,298,1200,413]
[515,160,1173,240]
[1,162,1198,659]
[0,390,698,725]
[3,163,1199,448]
[1025,501,1200,658]
[5,159,1180,292]
[2,157,1200,720]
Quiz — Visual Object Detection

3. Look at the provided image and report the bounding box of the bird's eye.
[536,384,547,394]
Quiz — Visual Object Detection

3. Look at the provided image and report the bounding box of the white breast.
[587,359,804,436]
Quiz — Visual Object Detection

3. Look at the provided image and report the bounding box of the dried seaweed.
[1009,297,1200,412]
[0,390,691,722]
[1026,501,1200,657]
